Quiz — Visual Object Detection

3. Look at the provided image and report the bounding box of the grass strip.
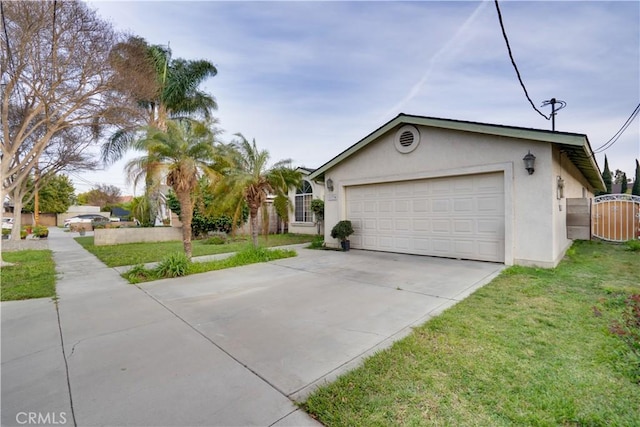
[123,246,296,283]
[75,233,314,267]
[303,240,640,426]
[1,250,56,301]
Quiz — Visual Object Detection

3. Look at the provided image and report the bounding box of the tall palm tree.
[104,38,217,226]
[220,134,301,247]
[103,37,218,163]
[125,119,218,258]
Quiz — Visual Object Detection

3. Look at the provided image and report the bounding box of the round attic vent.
[394,125,420,153]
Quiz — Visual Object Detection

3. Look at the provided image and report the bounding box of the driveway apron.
[2,228,503,426]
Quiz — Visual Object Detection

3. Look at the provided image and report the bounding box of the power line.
[593,102,640,153]
[494,0,550,121]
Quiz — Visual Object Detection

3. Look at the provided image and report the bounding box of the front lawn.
[303,240,640,426]
[1,250,56,301]
[75,233,315,267]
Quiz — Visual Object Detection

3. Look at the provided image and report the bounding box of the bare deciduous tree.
[0,0,136,243]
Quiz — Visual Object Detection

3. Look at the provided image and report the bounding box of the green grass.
[303,240,640,426]
[123,246,296,283]
[1,250,56,301]
[75,233,315,267]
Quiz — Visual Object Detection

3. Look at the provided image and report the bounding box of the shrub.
[33,226,49,238]
[624,239,640,252]
[308,235,324,249]
[123,264,155,284]
[201,234,227,245]
[155,252,190,278]
[330,220,354,242]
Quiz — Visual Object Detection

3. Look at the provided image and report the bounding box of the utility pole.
[541,98,567,131]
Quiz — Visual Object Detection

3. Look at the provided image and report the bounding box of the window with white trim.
[295,180,313,222]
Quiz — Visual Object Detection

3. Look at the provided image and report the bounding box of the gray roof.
[309,113,605,191]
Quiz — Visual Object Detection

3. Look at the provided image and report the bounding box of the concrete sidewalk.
[2,227,503,426]
[2,228,318,426]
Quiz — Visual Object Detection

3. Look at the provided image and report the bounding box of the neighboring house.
[288,167,325,235]
[308,114,605,268]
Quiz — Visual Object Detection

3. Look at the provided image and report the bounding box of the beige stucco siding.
[323,125,566,266]
[288,176,325,235]
[548,146,596,264]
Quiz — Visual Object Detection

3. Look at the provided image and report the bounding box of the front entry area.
[346,172,505,262]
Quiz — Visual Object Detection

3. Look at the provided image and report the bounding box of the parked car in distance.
[2,218,14,230]
[64,214,109,228]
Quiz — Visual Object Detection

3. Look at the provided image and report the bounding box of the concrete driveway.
[139,248,503,401]
[1,229,503,426]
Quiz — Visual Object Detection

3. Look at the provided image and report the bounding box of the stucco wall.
[322,124,586,267]
[549,145,596,264]
[288,175,325,235]
[94,227,183,246]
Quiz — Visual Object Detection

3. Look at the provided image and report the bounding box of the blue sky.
[78,0,640,194]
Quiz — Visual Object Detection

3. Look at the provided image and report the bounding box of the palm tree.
[125,120,218,258]
[104,38,217,225]
[221,134,301,247]
[103,37,218,163]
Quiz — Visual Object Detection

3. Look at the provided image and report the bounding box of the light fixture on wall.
[326,178,334,192]
[557,176,565,199]
[523,151,536,175]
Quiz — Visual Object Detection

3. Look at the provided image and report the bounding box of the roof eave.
[309,114,604,190]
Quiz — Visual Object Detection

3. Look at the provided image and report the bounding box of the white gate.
[592,194,640,242]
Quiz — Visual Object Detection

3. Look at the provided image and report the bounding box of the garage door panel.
[432,220,451,233]
[478,219,502,236]
[379,201,393,212]
[379,236,394,249]
[346,173,504,262]
[363,219,377,230]
[478,241,500,258]
[454,198,473,212]
[395,219,411,231]
[433,199,450,212]
[413,200,428,212]
[432,239,452,253]
[395,237,410,250]
[454,240,475,255]
[477,196,501,212]
[379,219,393,231]
[454,220,473,233]
[414,219,430,231]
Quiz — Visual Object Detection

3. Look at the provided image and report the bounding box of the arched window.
[295,180,313,222]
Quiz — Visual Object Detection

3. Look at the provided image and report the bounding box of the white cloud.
[80,0,639,194]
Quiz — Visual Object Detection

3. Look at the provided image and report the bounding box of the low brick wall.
[94,227,183,246]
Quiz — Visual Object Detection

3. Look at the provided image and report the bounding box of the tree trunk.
[250,209,259,248]
[9,188,25,241]
[177,190,193,259]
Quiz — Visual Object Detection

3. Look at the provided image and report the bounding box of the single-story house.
[307,114,605,268]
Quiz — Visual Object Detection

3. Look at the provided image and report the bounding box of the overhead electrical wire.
[494,0,550,121]
[592,102,640,154]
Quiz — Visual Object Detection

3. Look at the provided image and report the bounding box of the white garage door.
[346,173,505,262]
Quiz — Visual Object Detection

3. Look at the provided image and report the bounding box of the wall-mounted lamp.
[326,178,334,192]
[556,176,565,199]
[523,151,536,175]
